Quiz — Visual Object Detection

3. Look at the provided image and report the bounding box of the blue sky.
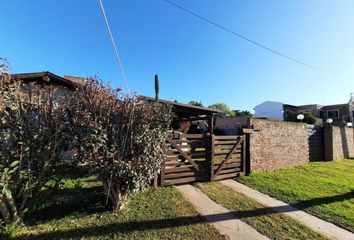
[2,0,354,112]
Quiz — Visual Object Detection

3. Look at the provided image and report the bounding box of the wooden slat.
[165,165,196,174]
[215,145,242,149]
[214,138,242,177]
[179,134,205,139]
[165,161,192,167]
[214,140,239,145]
[173,139,206,144]
[213,163,241,170]
[215,135,244,140]
[218,168,240,174]
[214,145,242,149]
[214,156,241,161]
[165,171,197,179]
[214,150,242,156]
[214,172,239,181]
[214,159,241,164]
[165,155,180,160]
[164,176,198,185]
[167,139,199,171]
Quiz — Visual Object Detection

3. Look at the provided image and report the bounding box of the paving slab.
[221,179,354,240]
[176,184,269,240]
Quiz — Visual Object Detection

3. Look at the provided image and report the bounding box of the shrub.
[285,110,317,124]
[0,64,71,224]
[63,78,172,210]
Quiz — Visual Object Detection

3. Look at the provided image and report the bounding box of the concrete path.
[176,184,269,240]
[220,179,354,240]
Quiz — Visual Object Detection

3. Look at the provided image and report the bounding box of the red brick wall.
[324,126,354,160]
[249,118,309,172]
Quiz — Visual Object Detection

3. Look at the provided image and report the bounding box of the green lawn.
[196,182,329,240]
[237,159,354,232]
[2,167,226,240]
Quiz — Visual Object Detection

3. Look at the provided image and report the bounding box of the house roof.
[141,96,220,118]
[254,101,283,108]
[11,71,80,89]
[321,103,348,109]
[283,103,298,108]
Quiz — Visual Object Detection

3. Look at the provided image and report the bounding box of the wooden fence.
[160,133,246,185]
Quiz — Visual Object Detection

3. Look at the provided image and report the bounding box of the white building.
[254,101,284,120]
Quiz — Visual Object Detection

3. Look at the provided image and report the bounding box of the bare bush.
[63,78,172,209]
[0,63,71,224]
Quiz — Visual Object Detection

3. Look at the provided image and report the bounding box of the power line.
[306,83,354,104]
[162,0,319,71]
[98,0,130,92]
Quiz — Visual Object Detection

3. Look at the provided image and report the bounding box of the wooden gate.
[161,133,208,185]
[211,135,246,181]
[160,134,247,185]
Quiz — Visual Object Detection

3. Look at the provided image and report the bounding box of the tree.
[285,110,316,124]
[188,101,204,107]
[63,78,173,210]
[233,110,252,116]
[208,103,236,116]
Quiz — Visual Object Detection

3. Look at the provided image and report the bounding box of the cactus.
[154,74,159,101]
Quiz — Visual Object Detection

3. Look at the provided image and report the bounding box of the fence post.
[153,174,158,189]
[245,132,251,175]
[210,134,215,181]
[159,143,167,186]
[242,135,246,175]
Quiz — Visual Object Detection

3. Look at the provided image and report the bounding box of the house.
[254,101,299,120]
[254,95,354,126]
[11,71,85,103]
[215,116,250,135]
[321,103,354,126]
[141,96,220,134]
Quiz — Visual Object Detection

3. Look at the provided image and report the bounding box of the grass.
[2,166,226,240]
[237,159,354,232]
[196,182,329,240]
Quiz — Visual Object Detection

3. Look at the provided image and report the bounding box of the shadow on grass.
[25,186,110,225]
[14,190,354,240]
[291,190,354,211]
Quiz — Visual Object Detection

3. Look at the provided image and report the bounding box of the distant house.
[11,71,85,103]
[254,101,291,120]
[215,116,250,135]
[254,95,354,126]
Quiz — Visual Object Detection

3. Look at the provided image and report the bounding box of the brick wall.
[324,126,354,160]
[249,118,309,172]
[307,125,324,162]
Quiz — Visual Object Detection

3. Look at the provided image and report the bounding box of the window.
[320,110,324,119]
[327,110,339,119]
[352,110,354,118]
[285,110,293,118]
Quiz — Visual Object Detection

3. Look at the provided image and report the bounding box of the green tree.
[188,101,204,107]
[233,110,252,116]
[208,103,236,116]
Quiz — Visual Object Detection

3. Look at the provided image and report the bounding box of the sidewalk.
[220,179,354,240]
[176,184,269,240]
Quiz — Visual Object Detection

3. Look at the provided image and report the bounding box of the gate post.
[209,134,215,181]
[245,132,251,175]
